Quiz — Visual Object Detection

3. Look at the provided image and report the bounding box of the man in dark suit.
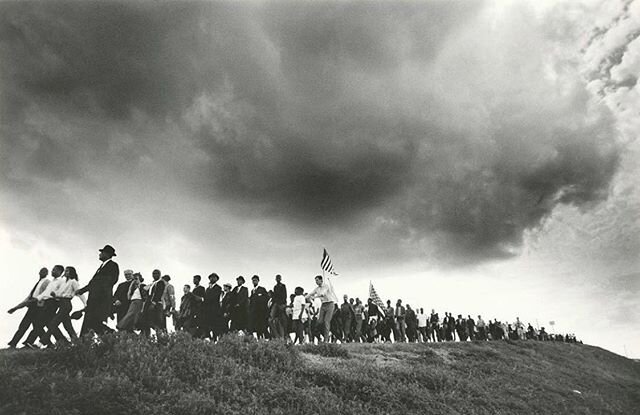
[249,275,269,339]
[77,245,120,336]
[220,283,233,334]
[203,273,223,340]
[141,270,166,336]
[191,275,205,336]
[230,276,248,332]
[112,269,134,324]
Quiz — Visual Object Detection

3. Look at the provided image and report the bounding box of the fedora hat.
[99,244,116,256]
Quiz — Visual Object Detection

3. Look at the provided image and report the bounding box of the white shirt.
[306,281,338,303]
[28,277,51,301]
[130,286,142,301]
[292,295,306,321]
[57,278,87,306]
[417,313,428,328]
[37,277,65,301]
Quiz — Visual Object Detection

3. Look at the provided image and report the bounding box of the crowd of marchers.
[7,244,581,349]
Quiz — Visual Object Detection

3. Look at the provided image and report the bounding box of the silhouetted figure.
[270,274,288,339]
[220,283,232,334]
[203,273,223,340]
[77,245,119,336]
[191,275,205,335]
[112,269,133,324]
[7,267,50,349]
[117,273,146,332]
[249,275,269,339]
[405,305,417,342]
[340,295,355,342]
[230,276,248,332]
[141,270,166,336]
[47,266,86,343]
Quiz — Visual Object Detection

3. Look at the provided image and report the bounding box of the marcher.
[203,273,223,340]
[7,267,50,349]
[249,275,269,339]
[141,270,166,336]
[291,287,307,344]
[161,275,176,332]
[230,276,248,332]
[47,266,86,343]
[25,265,66,347]
[305,275,337,343]
[77,245,119,336]
[112,269,134,324]
[117,273,145,332]
[270,274,288,339]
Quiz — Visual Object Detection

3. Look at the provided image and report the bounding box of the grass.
[0,333,638,414]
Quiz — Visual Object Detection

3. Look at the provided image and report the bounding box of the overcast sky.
[1,0,638,357]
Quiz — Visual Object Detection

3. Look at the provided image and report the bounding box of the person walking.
[203,273,223,340]
[161,275,176,332]
[47,266,86,343]
[249,275,269,339]
[117,273,146,332]
[305,275,337,343]
[7,267,50,348]
[77,245,119,336]
[25,265,66,347]
[270,274,288,339]
[112,269,133,324]
[395,299,406,342]
[230,276,248,332]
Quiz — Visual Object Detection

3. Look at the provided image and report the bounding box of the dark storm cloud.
[0,1,622,263]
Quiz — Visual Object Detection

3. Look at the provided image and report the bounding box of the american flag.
[369,281,385,309]
[321,248,338,276]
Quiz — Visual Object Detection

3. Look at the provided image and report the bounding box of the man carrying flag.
[305,274,337,343]
[306,249,339,342]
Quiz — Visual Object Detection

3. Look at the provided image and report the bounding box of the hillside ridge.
[1,333,638,415]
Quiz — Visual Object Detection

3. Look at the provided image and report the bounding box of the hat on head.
[236,275,245,283]
[99,244,116,256]
[223,283,232,288]
[162,275,171,281]
[124,269,134,275]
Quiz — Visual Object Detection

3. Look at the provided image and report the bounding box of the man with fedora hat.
[77,244,120,336]
[230,276,248,333]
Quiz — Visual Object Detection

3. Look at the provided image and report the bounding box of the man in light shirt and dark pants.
[305,275,337,343]
[24,264,66,348]
[7,267,51,349]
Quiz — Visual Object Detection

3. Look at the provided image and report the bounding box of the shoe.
[7,343,16,349]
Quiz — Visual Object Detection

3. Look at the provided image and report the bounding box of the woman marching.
[48,266,86,344]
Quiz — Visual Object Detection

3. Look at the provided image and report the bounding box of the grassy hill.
[1,333,638,414]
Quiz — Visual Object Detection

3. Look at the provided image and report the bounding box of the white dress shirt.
[57,278,87,306]
[306,281,338,303]
[37,277,65,301]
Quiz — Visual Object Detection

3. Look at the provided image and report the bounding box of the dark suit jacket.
[272,282,287,306]
[220,291,233,316]
[113,280,132,317]
[77,260,120,321]
[232,286,248,311]
[249,286,268,331]
[147,279,166,304]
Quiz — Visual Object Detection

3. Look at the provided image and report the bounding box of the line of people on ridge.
[6,244,580,348]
